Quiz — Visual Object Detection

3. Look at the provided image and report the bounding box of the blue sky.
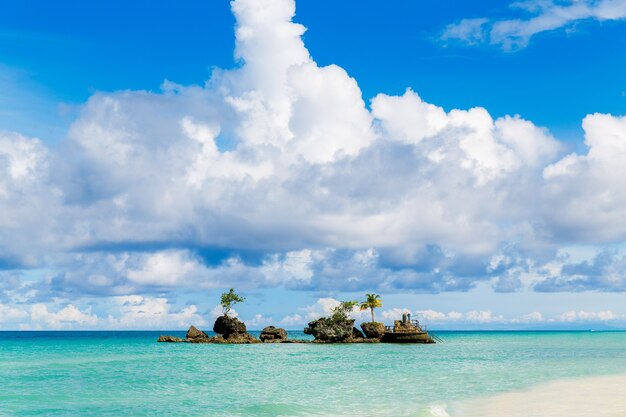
[1,0,626,330]
[3,0,625,141]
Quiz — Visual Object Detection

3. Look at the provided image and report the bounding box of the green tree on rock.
[331,301,358,322]
[360,293,382,323]
[220,288,245,316]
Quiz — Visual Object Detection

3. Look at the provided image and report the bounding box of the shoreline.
[446,372,626,417]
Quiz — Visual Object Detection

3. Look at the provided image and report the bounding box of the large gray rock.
[224,332,260,344]
[304,318,354,342]
[213,315,247,336]
[360,322,386,339]
[208,333,259,344]
[260,326,288,343]
[186,325,211,342]
[157,335,183,343]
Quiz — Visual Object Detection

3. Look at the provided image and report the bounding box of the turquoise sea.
[1,331,626,416]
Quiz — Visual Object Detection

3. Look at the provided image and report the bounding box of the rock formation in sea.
[212,315,260,344]
[157,316,260,344]
[157,335,183,343]
[157,293,435,345]
[219,332,260,344]
[379,314,435,343]
[157,313,433,344]
[260,326,288,343]
[304,317,355,342]
[185,325,212,343]
[213,315,247,336]
[360,322,386,339]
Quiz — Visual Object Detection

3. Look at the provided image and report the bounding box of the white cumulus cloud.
[30,304,98,329]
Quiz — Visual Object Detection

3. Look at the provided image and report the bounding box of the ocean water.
[1,331,626,416]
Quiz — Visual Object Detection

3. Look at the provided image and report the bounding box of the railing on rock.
[383,318,442,343]
[385,320,426,333]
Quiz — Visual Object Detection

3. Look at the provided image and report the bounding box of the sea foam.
[422,404,452,417]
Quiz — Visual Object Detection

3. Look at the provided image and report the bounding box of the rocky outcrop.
[213,316,260,343]
[393,319,415,333]
[157,320,260,344]
[213,315,247,336]
[157,335,184,343]
[186,325,212,343]
[224,332,260,344]
[352,327,365,339]
[260,326,288,343]
[304,318,354,342]
[360,322,386,339]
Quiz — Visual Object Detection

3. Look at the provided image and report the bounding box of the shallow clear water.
[1,331,625,416]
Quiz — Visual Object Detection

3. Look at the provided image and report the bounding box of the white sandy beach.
[449,373,626,417]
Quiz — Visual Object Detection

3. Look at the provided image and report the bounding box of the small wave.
[418,404,451,417]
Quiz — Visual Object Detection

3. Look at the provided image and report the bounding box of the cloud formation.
[442,0,626,50]
[0,296,205,330]
[1,0,626,328]
[0,294,623,330]
[535,250,626,292]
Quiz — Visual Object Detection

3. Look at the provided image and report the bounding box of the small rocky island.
[158,290,436,345]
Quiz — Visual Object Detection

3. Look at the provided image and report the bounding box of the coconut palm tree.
[360,293,382,323]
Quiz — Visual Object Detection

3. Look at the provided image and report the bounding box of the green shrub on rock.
[220,288,245,316]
